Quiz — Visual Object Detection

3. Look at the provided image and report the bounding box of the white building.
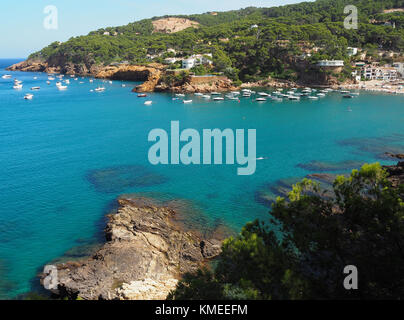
[182,54,213,69]
[362,65,398,81]
[317,60,344,67]
[347,47,358,56]
[393,63,404,78]
[182,58,196,69]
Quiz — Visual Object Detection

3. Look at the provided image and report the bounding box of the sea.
[0,58,403,299]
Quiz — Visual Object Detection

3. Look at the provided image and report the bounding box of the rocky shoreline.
[41,197,222,300]
[7,59,356,93]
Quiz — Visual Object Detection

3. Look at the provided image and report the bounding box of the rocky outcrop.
[385,152,404,160]
[384,161,404,188]
[40,197,222,300]
[156,78,237,93]
[96,63,166,92]
[7,60,48,73]
[7,59,102,75]
[152,18,199,34]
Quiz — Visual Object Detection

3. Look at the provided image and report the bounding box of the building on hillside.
[361,65,398,81]
[317,60,344,67]
[164,57,178,65]
[103,32,110,36]
[347,47,358,56]
[182,54,213,69]
[392,63,404,78]
[182,58,196,69]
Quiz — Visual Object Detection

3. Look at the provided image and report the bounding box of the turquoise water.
[0,58,403,299]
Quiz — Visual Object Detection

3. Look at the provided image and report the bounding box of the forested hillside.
[28,0,404,82]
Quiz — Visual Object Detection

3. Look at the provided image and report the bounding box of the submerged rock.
[40,197,222,300]
[297,160,364,172]
[255,173,338,207]
[385,153,404,160]
[85,165,168,194]
[338,135,404,159]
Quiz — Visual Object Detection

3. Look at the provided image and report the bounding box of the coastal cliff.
[41,197,222,300]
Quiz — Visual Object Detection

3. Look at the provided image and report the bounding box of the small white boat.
[213,97,224,101]
[175,93,185,97]
[109,81,113,84]
[2,74,12,79]
[24,94,33,100]
[211,92,221,95]
[57,85,68,90]
[33,77,38,80]
[289,96,300,101]
[121,84,126,88]
[317,93,326,97]
[194,93,203,96]
[31,87,40,91]
[258,92,269,96]
[56,82,62,87]
[256,98,267,102]
[89,79,94,83]
[231,91,240,95]
[14,79,22,84]
[48,77,55,81]
[64,80,70,84]
[183,100,193,104]
[13,84,23,89]
[70,75,75,78]
[340,90,350,94]
[271,97,283,102]
[144,101,153,105]
[202,95,211,99]
[308,96,319,100]
[95,87,105,92]
[47,81,51,85]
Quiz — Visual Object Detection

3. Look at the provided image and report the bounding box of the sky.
[0,0,306,58]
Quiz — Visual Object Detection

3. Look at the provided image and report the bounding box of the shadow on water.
[338,134,404,159]
[0,259,18,300]
[255,173,341,208]
[85,164,168,194]
[297,160,364,172]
